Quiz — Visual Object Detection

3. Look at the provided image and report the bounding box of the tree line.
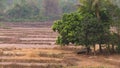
[0,0,77,22]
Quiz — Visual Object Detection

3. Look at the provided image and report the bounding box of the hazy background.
[0,0,78,22]
[0,0,120,22]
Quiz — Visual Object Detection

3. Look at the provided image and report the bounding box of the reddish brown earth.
[0,22,119,68]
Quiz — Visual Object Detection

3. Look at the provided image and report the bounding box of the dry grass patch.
[25,51,40,57]
[0,56,62,63]
[65,66,109,68]
[0,49,3,56]
[21,48,66,58]
[0,64,63,68]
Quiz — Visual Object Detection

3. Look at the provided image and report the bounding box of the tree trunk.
[86,45,91,55]
[112,44,115,53]
[107,44,110,55]
[95,0,100,20]
[93,44,96,55]
[99,44,102,53]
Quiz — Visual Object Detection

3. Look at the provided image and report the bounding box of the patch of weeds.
[3,27,11,29]
[64,66,109,68]
[81,66,109,68]
[0,23,11,29]
[64,66,79,68]
[0,23,3,27]
[38,52,64,58]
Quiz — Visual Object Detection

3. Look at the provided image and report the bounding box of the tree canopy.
[52,0,120,54]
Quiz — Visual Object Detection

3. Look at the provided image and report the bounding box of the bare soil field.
[0,22,119,68]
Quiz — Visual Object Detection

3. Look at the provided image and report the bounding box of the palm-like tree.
[79,0,113,53]
[79,0,112,20]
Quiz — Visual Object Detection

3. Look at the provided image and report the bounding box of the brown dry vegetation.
[0,47,119,68]
[0,22,119,68]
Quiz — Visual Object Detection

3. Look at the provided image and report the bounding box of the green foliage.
[114,34,120,53]
[5,1,50,22]
[52,0,120,54]
[117,45,120,52]
[0,0,7,18]
[0,0,78,22]
[52,12,83,45]
[7,4,39,19]
[52,11,110,46]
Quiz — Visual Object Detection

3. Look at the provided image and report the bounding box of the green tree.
[0,0,6,15]
[52,0,114,54]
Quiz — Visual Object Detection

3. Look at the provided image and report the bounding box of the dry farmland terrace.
[0,22,119,68]
[0,22,57,48]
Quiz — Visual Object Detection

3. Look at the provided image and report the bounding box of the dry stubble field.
[0,22,119,68]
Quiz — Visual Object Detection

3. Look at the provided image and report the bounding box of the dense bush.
[52,11,112,53]
[52,12,82,45]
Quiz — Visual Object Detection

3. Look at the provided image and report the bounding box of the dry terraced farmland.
[0,22,119,68]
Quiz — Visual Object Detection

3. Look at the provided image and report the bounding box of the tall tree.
[0,0,6,15]
[52,0,113,54]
